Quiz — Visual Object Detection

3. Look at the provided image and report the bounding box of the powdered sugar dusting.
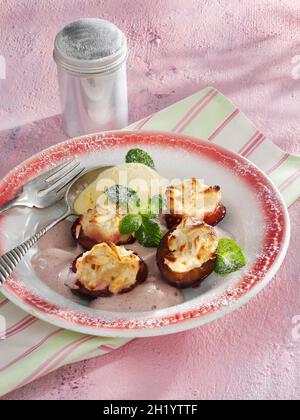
[0,131,289,333]
[55,19,124,61]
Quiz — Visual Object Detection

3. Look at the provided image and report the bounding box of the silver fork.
[0,161,85,284]
[0,159,83,214]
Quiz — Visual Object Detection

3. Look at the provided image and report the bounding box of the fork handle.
[0,196,31,215]
[0,214,68,284]
[0,198,20,215]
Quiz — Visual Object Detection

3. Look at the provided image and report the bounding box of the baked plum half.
[157,218,218,289]
[71,242,148,299]
[72,208,134,250]
[164,179,226,229]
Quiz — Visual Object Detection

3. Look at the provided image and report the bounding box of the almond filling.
[167,178,222,218]
[76,242,141,294]
[77,199,131,244]
[164,219,218,273]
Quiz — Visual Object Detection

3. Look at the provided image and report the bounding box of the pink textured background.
[0,0,300,400]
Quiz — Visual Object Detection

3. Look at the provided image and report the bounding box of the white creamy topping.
[78,200,130,244]
[167,178,222,218]
[165,219,218,273]
[76,242,141,294]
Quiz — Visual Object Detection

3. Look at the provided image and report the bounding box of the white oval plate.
[0,131,290,337]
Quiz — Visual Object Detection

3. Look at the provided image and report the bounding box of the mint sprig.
[135,217,164,248]
[119,213,163,248]
[215,238,246,275]
[119,214,142,235]
[125,148,155,169]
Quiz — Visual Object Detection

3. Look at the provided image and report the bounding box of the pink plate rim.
[0,131,291,337]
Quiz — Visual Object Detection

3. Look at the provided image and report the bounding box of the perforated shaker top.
[54,18,127,74]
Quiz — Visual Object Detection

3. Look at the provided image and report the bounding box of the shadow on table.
[0,114,68,179]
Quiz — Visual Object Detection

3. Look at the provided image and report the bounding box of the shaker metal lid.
[53,18,127,74]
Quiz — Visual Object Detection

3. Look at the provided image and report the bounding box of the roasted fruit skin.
[156,229,217,289]
[70,251,148,299]
[164,203,226,229]
[71,218,135,251]
[203,202,227,227]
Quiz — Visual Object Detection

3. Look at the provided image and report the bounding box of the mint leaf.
[125,149,155,169]
[105,185,139,209]
[135,217,164,248]
[119,214,142,235]
[215,238,246,275]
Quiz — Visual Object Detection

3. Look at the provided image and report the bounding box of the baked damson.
[164,179,226,229]
[72,209,134,250]
[157,219,218,289]
[71,242,148,299]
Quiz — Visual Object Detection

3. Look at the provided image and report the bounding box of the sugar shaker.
[53,18,128,138]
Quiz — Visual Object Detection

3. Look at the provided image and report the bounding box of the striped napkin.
[0,87,299,397]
